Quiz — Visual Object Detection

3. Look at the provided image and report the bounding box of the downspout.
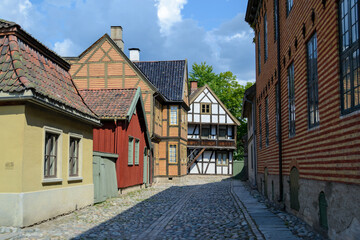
[244,96,257,187]
[275,0,284,202]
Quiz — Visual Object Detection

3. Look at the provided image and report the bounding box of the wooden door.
[264,168,268,198]
[290,167,300,211]
[93,156,106,203]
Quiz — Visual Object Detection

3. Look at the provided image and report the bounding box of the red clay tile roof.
[79,88,137,119]
[0,22,97,120]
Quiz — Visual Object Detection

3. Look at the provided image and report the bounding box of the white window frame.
[42,126,63,183]
[68,133,83,182]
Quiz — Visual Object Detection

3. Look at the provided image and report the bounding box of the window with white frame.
[169,145,177,163]
[135,139,140,165]
[339,0,360,114]
[170,106,178,125]
[128,136,134,165]
[69,137,80,177]
[217,152,228,165]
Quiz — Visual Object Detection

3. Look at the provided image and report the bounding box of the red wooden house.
[80,88,152,191]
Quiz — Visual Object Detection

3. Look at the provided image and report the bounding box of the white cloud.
[0,0,34,29]
[154,0,187,35]
[53,39,77,56]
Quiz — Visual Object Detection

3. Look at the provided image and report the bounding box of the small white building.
[187,82,240,175]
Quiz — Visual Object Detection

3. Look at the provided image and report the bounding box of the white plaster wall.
[220,115,226,123]
[194,103,200,113]
[212,115,218,123]
[189,163,199,174]
[212,104,218,114]
[0,184,93,227]
[195,93,205,102]
[226,115,234,124]
[202,96,211,103]
[188,114,193,122]
[208,92,216,103]
[194,114,200,122]
[207,163,216,174]
[219,106,225,114]
[201,114,211,123]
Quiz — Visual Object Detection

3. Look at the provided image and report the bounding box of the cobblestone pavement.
[0,176,317,240]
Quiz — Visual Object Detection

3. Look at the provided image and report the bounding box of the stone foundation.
[256,174,360,240]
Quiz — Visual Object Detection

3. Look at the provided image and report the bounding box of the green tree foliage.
[189,62,253,160]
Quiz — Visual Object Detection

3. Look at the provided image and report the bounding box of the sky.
[0,0,255,85]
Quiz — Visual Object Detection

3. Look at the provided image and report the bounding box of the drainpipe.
[244,96,257,187]
[275,0,284,202]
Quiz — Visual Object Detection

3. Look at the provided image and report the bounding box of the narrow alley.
[2,176,323,240]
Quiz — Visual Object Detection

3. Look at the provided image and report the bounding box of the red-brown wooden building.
[245,0,360,239]
[80,88,152,191]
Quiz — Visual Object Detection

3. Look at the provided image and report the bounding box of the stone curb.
[230,180,265,240]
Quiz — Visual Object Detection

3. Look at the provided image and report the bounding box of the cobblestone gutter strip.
[137,185,202,240]
[230,180,265,240]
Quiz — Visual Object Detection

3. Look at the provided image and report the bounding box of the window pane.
[170,106,177,124]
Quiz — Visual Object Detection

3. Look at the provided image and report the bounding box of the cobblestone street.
[1,176,321,239]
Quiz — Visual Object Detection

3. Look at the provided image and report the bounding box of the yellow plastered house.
[0,19,100,227]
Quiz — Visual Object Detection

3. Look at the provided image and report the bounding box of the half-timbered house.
[65,26,189,182]
[187,82,240,175]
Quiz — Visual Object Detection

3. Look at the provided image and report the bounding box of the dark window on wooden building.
[217,152,228,165]
[219,126,227,140]
[274,0,279,41]
[259,105,262,148]
[201,125,210,139]
[258,32,261,74]
[275,83,280,141]
[264,13,268,61]
[288,63,296,137]
[69,137,79,177]
[307,33,320,128]
[44,132,58,178]
[265,97,269,146]
[286,0,293,16]
[339,0,360,114]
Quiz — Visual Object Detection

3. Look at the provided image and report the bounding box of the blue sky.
[0,0,255,84]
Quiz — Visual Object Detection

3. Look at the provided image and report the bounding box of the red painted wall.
[93,102,149,189]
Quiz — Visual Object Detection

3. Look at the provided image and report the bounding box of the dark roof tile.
[134,60,186,101]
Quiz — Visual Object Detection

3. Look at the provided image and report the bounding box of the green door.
[264,168,268,198]
[93,156,106,203]
[290,167,300,211]
[143,148,147,186]
[93,152,119,203]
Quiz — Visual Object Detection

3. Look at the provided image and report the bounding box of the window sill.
[42,178,63,184]
[68,177,83,182]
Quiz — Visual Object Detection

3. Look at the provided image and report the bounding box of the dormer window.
[201,103,211,114]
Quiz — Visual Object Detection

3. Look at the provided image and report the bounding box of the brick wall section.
[254,0,360,185]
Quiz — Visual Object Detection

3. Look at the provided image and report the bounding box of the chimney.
[190,81,198,94]
[129,48,140,61]
[111,26,124,51]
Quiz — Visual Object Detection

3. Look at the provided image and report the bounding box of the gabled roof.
[64,34,158,93]
[189,84,241,126]
[80,88,137,119]
[0,19,99,124]
[80,87,151,147]
[134,60,187,102]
